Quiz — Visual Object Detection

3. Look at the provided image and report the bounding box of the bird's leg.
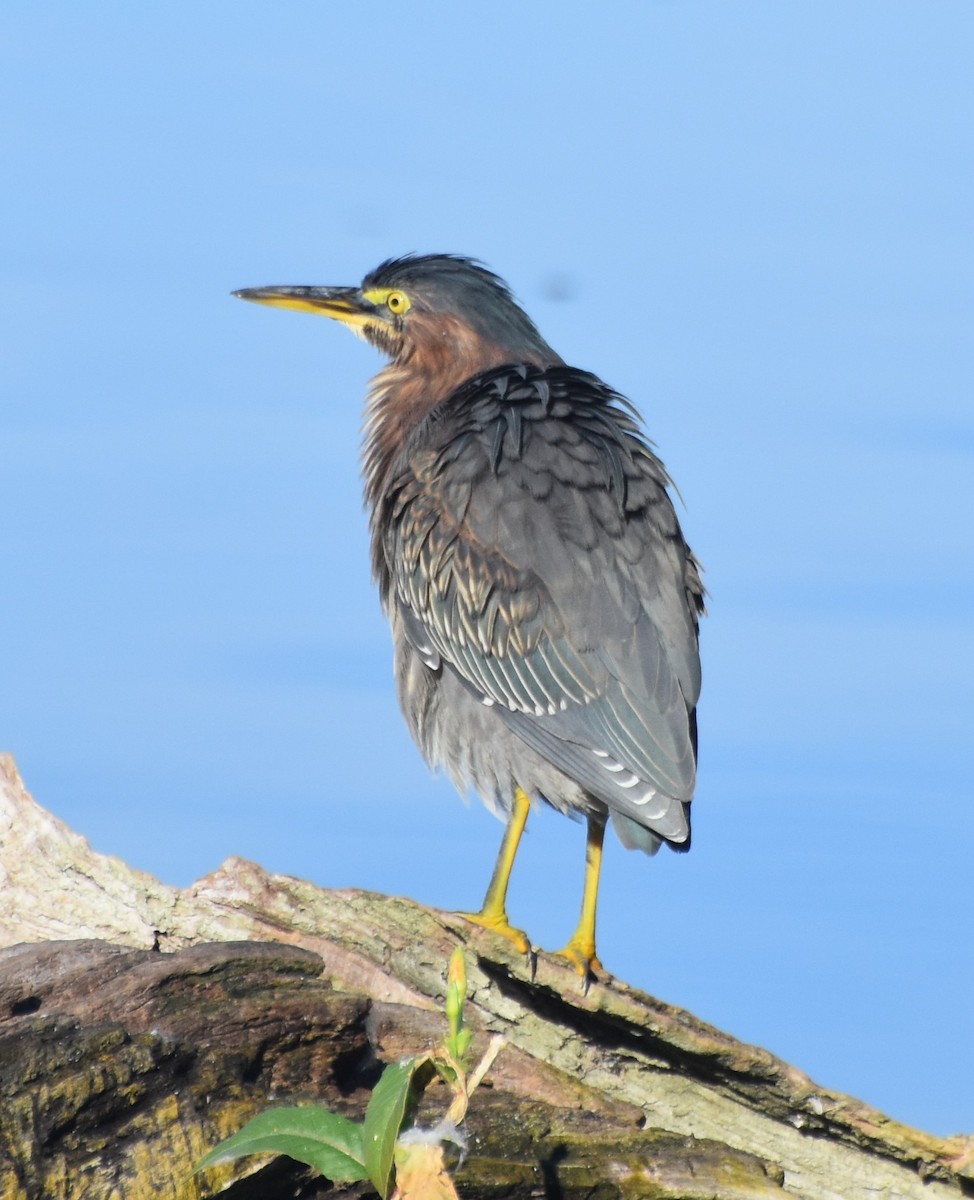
[458,787,531,954]
[555,812,607,980]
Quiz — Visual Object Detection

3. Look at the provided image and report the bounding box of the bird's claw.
[457,909,531,956]
[553,937,603,991]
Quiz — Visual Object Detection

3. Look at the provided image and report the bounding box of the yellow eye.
[386,290,410,315]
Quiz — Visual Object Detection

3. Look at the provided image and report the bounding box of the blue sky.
[3,4,972,1137]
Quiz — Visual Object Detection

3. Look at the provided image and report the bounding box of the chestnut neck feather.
[361,311,560,513]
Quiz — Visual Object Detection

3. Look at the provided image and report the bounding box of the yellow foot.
[456,909,531,955]
[553,936,603,983]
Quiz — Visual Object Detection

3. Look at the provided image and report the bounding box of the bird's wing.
[381,365,703,842]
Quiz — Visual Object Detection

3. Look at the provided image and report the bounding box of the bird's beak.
[232,285,377,331]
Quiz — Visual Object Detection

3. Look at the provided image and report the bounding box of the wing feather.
[379,364,703,845]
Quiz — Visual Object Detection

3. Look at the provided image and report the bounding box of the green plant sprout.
[196,948,502,1200]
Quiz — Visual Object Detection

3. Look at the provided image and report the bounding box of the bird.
[234,254,704,979]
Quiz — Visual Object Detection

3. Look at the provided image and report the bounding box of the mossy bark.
[1,755,971,1199]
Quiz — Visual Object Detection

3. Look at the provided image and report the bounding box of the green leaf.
[196,1105,366,1182]
[443,949,472,1068]
[362,1059,419,1198]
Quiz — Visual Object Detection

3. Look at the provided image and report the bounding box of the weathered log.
[1,754,971,1199]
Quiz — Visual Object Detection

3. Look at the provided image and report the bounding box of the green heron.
[234,255,704,977]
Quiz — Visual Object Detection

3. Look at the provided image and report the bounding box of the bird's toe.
[456,908,531,956]
[552,935,603,987]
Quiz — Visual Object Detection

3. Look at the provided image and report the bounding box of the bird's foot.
[552,934,603,989]
[456,908,531,956]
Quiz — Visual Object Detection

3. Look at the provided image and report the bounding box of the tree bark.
[1,753,971,1200]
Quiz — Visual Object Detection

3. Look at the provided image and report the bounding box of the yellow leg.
[458,787,531,954]
[555,813,607,979]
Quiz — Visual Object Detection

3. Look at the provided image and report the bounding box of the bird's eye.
[386,290,410,315]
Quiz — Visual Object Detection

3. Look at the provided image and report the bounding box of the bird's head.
[234,254,559,370]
